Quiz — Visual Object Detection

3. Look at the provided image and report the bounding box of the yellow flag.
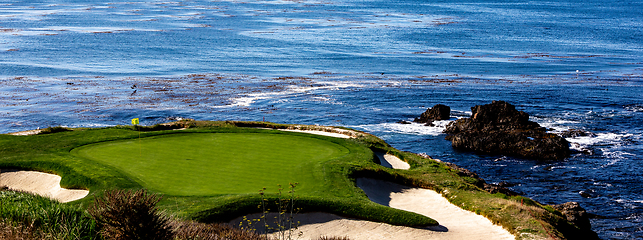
[131,118,139,125]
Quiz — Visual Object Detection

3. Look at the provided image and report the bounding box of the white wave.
[210,80,364,108]
[567,132,633,150]
[625,105,643,112]
[615,199,643,204]
[352,120,452,136]
[597,149,636,168]
[450,110,471,117]
[28,26,140,34]
[532,117,580,132]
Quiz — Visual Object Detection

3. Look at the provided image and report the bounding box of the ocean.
[1,0,642,238]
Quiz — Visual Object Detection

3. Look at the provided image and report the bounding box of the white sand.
[231,178,515,240]
[0,169,89,203]
[278,129,353,139]
[375,152,410,170]
[6,129,42,136]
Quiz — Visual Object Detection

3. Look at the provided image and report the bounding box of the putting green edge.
[0,121,438,227]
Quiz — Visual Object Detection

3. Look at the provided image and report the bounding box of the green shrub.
[39,126,71,134]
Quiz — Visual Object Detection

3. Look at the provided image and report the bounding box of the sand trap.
[375,152,410,170]
[0,169,89,203]
[355,178,514,240]
[231,178,515,240]
[278,129,353,139]
[6,129,42,136]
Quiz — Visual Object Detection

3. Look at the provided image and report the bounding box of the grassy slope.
[0,121,587,239]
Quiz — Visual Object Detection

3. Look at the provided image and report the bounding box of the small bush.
[88,189,173,240]
[39,126,71,134]
[172,221,266,240]
[317,237,351,240]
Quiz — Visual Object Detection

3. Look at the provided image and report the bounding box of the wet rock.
[397,120,412,124]
[561,129,596,138]
[414,104,451,125]
[497,181,516,187]
[444,101,571,160]
[578,190,595,198]
[552,202,599,239]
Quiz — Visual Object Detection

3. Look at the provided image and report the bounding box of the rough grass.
[0,120,589,239]
[0,189,99,240]
[0,189,331,240]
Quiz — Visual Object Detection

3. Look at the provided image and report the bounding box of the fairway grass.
[72,133,349,196]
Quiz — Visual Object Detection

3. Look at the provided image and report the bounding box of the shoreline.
[0,122,596,239]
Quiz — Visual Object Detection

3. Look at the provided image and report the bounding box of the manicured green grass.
[0,120,589,239]
[0,122,437,227]
[72,133,349,196]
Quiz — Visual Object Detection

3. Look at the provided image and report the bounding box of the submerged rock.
[414,104,451,126]
[444,101,570,160]
[561,129,596,138]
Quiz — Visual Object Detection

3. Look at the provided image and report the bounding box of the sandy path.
[231,178,515,240]
[0,169,89,203]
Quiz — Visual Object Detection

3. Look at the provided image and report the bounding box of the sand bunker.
[0,169,89,203]
[6,129,42,136]
[278,129,354,139]
[231,178,514,240]
[375,152,410,170]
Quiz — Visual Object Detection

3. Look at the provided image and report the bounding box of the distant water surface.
[1,0,642,238]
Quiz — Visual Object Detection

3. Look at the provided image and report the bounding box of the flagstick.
[132,118,141,158]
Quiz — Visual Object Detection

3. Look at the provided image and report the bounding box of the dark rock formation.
[444,101,571,160]
[561,129,596,138]
[553,202,599,239]
[415,104,451,126]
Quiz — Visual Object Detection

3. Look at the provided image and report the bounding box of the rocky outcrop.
[414,104,451,126]
[553,202,592,230]
[552,202,600,239]
[444,101,570,160]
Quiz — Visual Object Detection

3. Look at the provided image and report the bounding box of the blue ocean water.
[1,0,642,238]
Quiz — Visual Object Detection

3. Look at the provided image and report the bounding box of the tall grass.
[0,189,99,240]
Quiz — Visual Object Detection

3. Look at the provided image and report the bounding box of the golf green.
[72,133,350,196]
